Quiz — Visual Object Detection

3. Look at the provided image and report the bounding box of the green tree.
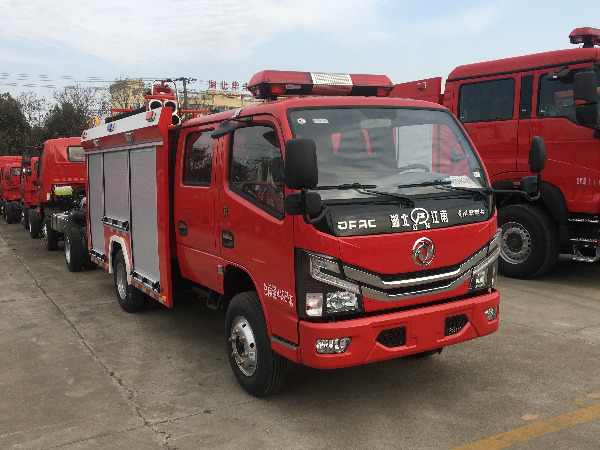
[43,102,88,140]
[0,93,31,155]
[16,91,49,149]
[43,85,109,139]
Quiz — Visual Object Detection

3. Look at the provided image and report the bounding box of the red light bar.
[247,70,393,99]
[569,27,600,48]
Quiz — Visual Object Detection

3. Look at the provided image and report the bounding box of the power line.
[0,73,213,88]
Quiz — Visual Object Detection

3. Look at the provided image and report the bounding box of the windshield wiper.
[314,182,378,190]
[397,180,451,189]
[315,183,414,206]
[398,179,490,195]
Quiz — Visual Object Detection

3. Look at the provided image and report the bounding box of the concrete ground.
[0,218,598,449]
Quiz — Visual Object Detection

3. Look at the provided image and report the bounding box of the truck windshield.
[288,107,486,201]
[68,146,85,162]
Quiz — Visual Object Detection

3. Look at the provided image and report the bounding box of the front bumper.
[297,290,499,369]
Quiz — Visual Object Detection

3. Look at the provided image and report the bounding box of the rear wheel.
[81,229,97,270]
[498,204,559,279]
[22,209,29,229]
[225,291,286,397]
[28,210,40,239]
[64,227,84,272]
[113,249,145,312]
[44,220,59,251]
[5,202,13,224]
[10,201,20,224]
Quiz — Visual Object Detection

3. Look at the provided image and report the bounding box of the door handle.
[222,229,234,248]
[178,220,187,236]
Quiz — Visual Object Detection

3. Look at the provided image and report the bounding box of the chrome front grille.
[343,245,488,302]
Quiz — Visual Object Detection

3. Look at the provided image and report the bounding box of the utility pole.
[174,77,196,111]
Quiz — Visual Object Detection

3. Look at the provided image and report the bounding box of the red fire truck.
[20,156,39,230]
[2,161,23,224]
[29,138,87,257]
[82,70,543,396]
[0,156,22,222]
[391,27,600,279]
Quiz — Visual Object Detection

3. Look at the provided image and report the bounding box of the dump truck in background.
[1,160,23,224]
[27,137,93,272]
[390,27,600,278]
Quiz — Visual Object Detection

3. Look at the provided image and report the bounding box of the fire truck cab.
[82,70,544,396]
[391,27,600,278]
[20,155,39,230]
[1,161,23,224]
[30,138,86,252]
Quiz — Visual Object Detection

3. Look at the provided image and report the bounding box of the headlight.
[296,249,363,318]
[469,229,501,292]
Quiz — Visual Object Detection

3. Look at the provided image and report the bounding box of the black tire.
[5,202,13,224]
[225,291,286,397]
[498,204,559,279]
[22,209,29,229]
[44,220,59,251]
[64,227,84,272]
[81,228,97,270]
[10,201,21,224]
[28,209,40,239]
[113,249,145,313]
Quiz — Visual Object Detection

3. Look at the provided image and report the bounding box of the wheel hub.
[65,237,71,263]
[501,221,532,263]
[116,261,127,300]
[229,316,257,376]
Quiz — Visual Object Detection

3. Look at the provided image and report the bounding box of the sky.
[1,0,599,103]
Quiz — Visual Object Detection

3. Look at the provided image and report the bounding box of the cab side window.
[458,79,515,123]
[229,125,284,216]
[183,131,214,185]
[538,74,577,121]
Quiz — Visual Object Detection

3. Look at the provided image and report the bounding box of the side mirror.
[547,67,573,83]
[520,136,546,200]
[529,136,546,174]
[284,139,318,189]
[284,192,323,216]
[211,120,242,139]
[520,176,539,197]
[574,70,599,127]
[284,138,327,224]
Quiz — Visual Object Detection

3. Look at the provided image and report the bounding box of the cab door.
[456,77,520,181]
[174,124,221,291]
[217,117,296,331]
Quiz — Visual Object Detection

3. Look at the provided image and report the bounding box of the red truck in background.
[2,161,23,224]
[82,70,544,396]
[28,138,88,268]
[391,27,600,279]
[20,156,39,231]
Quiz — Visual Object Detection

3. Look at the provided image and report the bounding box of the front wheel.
[498,204,559,279]
[225,291,286,397]
[113,249,145,312]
